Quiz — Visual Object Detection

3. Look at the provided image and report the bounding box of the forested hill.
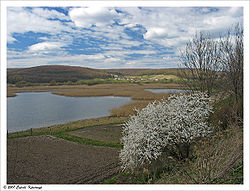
[7,65,182,84]
[7,65,112,84]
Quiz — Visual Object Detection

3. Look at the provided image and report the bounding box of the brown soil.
[68,124,123,144]
[7,135,120,184]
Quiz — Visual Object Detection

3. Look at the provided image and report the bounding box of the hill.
[8,65,185,85]
[7,65,112,84]
[103,68,181,76]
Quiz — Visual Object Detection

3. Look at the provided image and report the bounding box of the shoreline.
[7,83,185,99]
[7,83,187,136]
[7,116,127,139]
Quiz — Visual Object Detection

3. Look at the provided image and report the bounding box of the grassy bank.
[101,124,243,184]
[156,124,243,184]
[7,116,127,139]
[54,133,123,149]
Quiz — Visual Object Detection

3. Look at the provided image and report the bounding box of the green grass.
[101,173,131,184]
[7,116,127,139]
[54,133,123,149]
[214,161,243,184]
[9,75,184,87]
[227,161,243,184]
[102,171,159,184]
[102,177,117,184]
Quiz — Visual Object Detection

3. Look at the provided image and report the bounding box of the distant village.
[110,74,169,83]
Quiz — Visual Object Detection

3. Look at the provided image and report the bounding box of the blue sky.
[7,7,243,68]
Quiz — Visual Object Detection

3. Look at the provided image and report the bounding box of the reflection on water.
[7,92,131,132]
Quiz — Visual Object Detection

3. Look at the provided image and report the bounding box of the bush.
[15,80,27,87]
[49,80,57,86]
[120,93,213,171]
[209,95,243,130]
[157,125,243,184]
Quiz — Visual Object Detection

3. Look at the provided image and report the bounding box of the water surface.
[7,92,131,132]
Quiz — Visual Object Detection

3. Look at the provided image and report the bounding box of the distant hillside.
[7,65,187,85]
[103,68,182,76]
[7,65,111,84]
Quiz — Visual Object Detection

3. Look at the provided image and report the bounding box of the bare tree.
[219,24,243,102]
[178,32,221,96]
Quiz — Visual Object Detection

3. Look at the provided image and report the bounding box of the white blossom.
[119,93,213,171]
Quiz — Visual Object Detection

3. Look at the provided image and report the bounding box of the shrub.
[119,93,213,171]
[15,80,27,87]
[209,95,243,130]
[156,124,243,184]
[49,80,56,86]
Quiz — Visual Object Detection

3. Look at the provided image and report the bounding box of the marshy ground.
[7,83,184,100]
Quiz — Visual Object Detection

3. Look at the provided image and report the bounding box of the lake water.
[144,89,191,93]
[7,92,131,132]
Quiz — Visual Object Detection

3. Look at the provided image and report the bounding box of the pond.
[144,88,192,93]
[7,92,131,132]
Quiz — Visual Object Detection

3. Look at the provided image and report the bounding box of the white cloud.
[69,7,118,28]
[7,7,72,43]
[7,35,17,43]
[32,8,70,20]
[119,7,243,47]
[7,7,243,69]
[29,42,65,52]
[144,27,168,40]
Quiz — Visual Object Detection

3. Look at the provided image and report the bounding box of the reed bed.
[110,101,151,117]
[7,84,182,128]
[7,92,16,97]
[8,83,184,100]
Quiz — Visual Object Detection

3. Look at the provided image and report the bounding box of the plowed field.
[7,135,120,184]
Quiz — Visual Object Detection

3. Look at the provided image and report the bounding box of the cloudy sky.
[7,6,243,69]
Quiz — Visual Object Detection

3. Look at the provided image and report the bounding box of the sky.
[7,6,243,69]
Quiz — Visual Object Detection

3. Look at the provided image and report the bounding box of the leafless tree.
[178,32,221,96]
[219,24,243,102]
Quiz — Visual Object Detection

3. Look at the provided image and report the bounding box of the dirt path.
[7,135,120,184]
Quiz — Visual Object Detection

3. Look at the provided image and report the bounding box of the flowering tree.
[120,93,213,171]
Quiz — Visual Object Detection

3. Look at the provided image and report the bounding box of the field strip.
[53,133,123,148]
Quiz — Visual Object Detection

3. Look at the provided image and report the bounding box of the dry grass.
[110,101,151,117]
[156,124,243,184]
[7,92,16,97]
[51,84,182,100]
[7,83,185,100]
[190,125,243,184]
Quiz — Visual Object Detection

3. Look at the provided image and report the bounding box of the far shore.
[7,83,186,100]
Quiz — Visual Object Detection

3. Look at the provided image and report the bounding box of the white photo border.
[1,1,249,191]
